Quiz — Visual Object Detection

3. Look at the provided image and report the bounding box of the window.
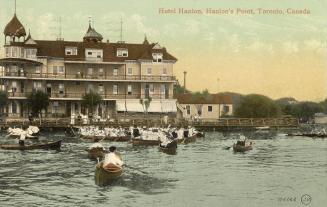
[152,53,163,62]
[186,105,191,115]
[35,66,41,74]
[99,68,104,76]
[161,84,165,94]
[127,68,133,75]
[12,102,17,114]
[223,105,230,113]
[58,66,64,74]
[147,68,152,75]
[52,101,59,114]
[33,81,42,92]
[96,52,102,58]
[113,85,118,95]
[88,52,92,55]
[116,49,128,57]
[87,84,93,93]
[127,85,132,95]
[98,84,104,94]
[12,81,17,92]
[12,47,17,57]
[53,66,58,75]
[162,68,167,75]
[113,68,118,76]
[149,84,154,93]
[59,83,64,94]
[5,47,10,57]
[87,68,93,76]
[25,48,37,59]
[208,106,213,112]
[65,47,77,55]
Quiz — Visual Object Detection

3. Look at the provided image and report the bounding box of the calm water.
[0,130,326,207]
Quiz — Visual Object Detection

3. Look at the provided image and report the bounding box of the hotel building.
[0,13,177,119]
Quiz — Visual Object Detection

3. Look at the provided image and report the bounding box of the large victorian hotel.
[0,12,177,119]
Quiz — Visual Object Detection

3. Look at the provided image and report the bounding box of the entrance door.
[145,84,150,99]
[66,102,71,117]
[165,84,169,99]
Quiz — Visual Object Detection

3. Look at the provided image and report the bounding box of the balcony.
[7,91,174,100]
[1,72,176,82]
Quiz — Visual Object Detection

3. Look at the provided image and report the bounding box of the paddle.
[124,164,148,174]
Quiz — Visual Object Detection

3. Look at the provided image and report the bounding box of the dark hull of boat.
[95,162,123,186]
[132,139,160,146]
[0,140,62,150]
[106,136,131,142]
[159,140,177,155]
[88,148,108,160]
[287,133,327,138]
[177,135,197,144]
[233,144,253,152]
[196,132,205,138]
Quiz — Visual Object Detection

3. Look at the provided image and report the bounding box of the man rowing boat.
[103,146,123,167]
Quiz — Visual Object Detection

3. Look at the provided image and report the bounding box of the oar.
[124,164,148,174]
[223,146,232,150]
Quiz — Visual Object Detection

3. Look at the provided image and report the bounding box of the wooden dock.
[0,117,298,130]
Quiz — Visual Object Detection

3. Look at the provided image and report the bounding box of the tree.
[291,102,322,122]
[235,94,281,118]
[275,97,298,115]
[173,82,190,97]
[0,91,8,116]
[27,91,50,119]
[81,92,103,116]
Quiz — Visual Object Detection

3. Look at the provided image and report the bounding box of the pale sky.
[0,0,326,101]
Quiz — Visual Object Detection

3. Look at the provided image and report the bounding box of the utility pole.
[183,71,187,94]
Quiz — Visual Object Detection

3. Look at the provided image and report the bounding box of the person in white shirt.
[103,146,123,167]
[19,131,26,146]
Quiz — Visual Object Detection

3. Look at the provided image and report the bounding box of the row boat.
[159,140,177,155]
[0,140,62,150]
[95,161,123,186]
[177,135,197,144]
[82,136,131,142]
[232,143,253,152]
[87,147,108,160]
[132,139,160,146]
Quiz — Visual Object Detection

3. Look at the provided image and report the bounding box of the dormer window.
[65,47,77,55]
[85,49,103,61]
[117,48,128,57]
[152,53,163,63]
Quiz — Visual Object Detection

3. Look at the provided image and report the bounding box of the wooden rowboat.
[88,147,108,160]
[0,140,62,150]
[132,138,160,146]
[95,161,123,186]
[195,132,205,138]
[233,144,253,152]
[159,140,177,155]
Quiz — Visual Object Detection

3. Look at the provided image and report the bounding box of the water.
[0,131,326,207]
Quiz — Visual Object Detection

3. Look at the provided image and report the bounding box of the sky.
[0,0,326,101]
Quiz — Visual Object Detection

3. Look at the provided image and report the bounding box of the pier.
[0,117,298,130]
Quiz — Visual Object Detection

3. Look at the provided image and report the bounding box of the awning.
[116,100,177,113]
[0,58,43,66]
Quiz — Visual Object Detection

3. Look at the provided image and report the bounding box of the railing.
[1,72,176,81]
[7,91,173,99]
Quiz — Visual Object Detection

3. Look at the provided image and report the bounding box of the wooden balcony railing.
[6,91,174,99]
[2,72,176,81]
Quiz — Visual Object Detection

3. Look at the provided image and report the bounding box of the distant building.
[0,12,177,119]
[176,93,233,120]
[314,113,327,124]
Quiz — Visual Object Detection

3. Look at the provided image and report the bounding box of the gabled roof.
[176,93,233,104]
[4,14,26,37]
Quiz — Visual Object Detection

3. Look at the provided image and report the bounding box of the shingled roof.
[4,14,26,37]
[11,40,177,62]
[176,93,233,104]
